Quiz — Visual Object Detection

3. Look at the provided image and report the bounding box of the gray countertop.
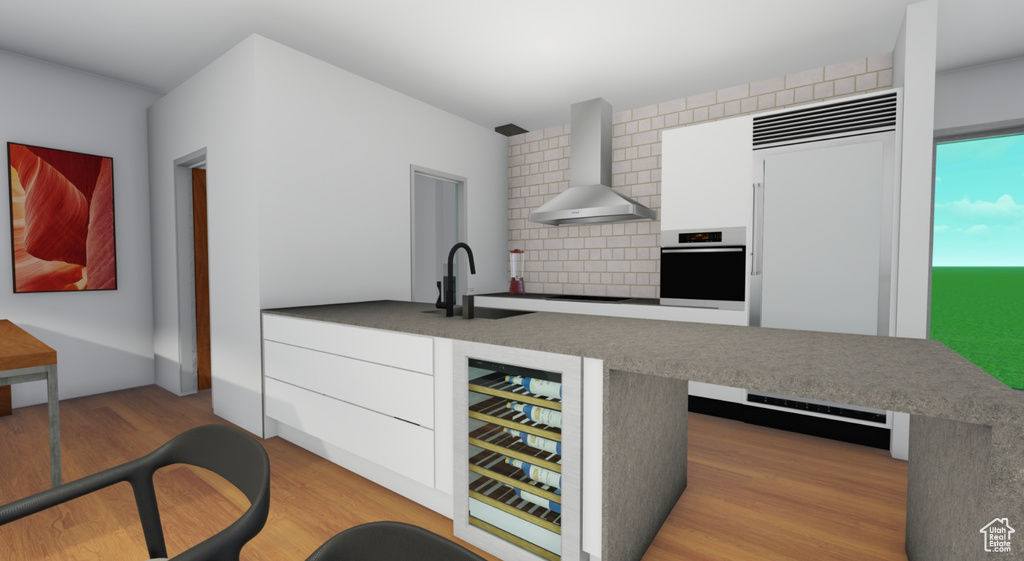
[263,300,1022,429]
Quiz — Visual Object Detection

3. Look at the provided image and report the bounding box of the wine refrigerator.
[453,341,583,561]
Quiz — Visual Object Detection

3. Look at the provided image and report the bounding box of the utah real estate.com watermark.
[980,518,1015,553]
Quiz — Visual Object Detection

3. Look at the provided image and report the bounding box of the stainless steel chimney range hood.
[529,98,656,226]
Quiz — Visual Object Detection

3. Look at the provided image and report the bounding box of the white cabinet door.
[661,116,753,231]
[265,378,435,487]
[264,340,434,428]
[263,314,433,374]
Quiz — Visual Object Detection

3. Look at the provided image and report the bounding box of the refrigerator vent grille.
[753,91,898,149]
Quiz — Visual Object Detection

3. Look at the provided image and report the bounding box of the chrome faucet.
[443,242,476,317]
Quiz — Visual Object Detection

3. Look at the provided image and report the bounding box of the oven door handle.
[661,247,745,253]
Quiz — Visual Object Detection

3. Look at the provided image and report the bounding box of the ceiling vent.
[753,90,899,150]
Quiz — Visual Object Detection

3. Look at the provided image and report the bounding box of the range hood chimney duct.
[529,98,656,226]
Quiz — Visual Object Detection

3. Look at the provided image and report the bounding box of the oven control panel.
[677,231,723,244]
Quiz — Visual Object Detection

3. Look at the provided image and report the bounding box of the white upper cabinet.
[661,116,754,231]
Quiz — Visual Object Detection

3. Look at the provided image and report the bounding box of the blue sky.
[934,133,1024,266]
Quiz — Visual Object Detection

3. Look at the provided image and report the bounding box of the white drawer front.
[265,378,434,487]
[263,314,433,374]
[264,340,433,428]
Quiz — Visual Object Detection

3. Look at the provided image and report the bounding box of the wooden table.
[0,320,60,487]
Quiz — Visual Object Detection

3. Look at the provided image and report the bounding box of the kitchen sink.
[421,307,535,320]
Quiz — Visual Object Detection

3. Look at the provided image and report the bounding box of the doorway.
[410,167,467,304]
[173,149,210,395]
[931,131,1024,389]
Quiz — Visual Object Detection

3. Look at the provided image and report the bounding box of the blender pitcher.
[509,249,525,294]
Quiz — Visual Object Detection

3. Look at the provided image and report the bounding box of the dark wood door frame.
[192,168,211,391]
[0,386,11,417]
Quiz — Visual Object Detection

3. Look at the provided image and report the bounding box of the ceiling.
[1,0,1021,132]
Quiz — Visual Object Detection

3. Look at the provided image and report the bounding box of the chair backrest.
[144,424,271,561]
[152,424,270,507]
[0,424,270,561]
[304,521,487,561]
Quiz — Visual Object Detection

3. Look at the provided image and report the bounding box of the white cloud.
[965,224,990,235]
[935,194,1024,227]
[934,224,950,232]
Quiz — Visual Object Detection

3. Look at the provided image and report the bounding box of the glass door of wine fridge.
[453,341,583,561]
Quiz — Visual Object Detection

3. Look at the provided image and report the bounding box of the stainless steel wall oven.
[660,226,746,310]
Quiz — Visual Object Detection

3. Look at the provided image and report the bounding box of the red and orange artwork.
[7,143,116,292]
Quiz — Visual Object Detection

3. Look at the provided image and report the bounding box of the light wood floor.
[0,385,908,561]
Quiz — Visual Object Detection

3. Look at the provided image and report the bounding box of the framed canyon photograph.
[7,142,117,292]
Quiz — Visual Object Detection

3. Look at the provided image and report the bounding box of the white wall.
[0,50,160,407]
[149,35,507,435]
[252,37,508,309]
[934,56,1024,135]
[148,38,262,433]
[891,0,937,339]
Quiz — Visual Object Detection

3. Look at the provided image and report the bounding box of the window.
[931,133,1024,389]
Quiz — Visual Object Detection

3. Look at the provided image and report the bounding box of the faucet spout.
[445,242,476,317]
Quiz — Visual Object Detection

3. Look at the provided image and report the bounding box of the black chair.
[304,521,487,561]
[0,424,270,561]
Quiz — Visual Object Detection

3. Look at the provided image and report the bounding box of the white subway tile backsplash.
[878,69,893,88]
[776,89,795,106]
[717,83,750,102]
[687,91,717,108]
[608,235,631,248]
[507,52,892,298]
[608,284,630,298]
[750,75,786,96]
[631,285,656,299]
[625,158,652,173]
[544,125,566,138]
[584,284,608,296]
[868,52,893,72]
[825,58,867,80]
[632,130,659,146]
[786,67,824,89]
[835,76,856,96]
[633,104,659,120]
[659,98,686,114]
[813,81,835,99]
[856,72,878,91]
[794,85,814,103]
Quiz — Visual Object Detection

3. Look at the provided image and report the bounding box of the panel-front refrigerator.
[750,125,899,336]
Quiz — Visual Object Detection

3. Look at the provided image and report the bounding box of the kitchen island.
[263,300,1023,561]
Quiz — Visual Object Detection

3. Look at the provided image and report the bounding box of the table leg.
[46,364,61,488]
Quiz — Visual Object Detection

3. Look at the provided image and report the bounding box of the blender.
[509,249,525,294]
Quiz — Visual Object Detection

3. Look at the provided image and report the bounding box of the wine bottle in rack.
[505,484,562,514]
[505,457,562,488]
[503,427,562,455]
[504,375,562,399]
[506,401,563,429]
